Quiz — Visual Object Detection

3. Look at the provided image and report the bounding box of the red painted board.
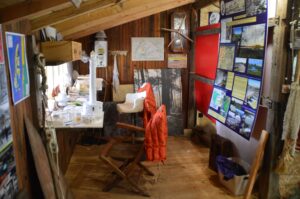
[194,80,215,122]
[195,24,220,80]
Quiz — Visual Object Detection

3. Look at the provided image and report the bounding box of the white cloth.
[276,82,300,174]
[112,54,120,93]
[282,82,300,140]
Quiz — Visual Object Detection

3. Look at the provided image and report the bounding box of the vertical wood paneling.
[2,20,39,197]
[76,5,192,127]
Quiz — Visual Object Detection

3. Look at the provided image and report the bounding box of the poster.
[208,0,268,139]
[131,37,164,61]
[134,69,183,136]
[0,47,18,198]
[5,32,30,105]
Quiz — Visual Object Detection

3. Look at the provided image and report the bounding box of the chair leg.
[101,156,150,196]
[126,178,150,197]
[103,174,122,192]
[104,160,131,191]
[138,163,155,176]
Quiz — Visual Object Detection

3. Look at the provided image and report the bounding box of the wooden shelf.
[41,41,82,63]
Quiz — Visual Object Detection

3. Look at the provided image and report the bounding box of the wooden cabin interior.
[0,0,300,198]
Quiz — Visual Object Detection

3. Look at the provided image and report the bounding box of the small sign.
[168,54,187,68]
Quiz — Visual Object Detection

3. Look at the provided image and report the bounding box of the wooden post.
[244,130,269,199]
[258,0,289,198]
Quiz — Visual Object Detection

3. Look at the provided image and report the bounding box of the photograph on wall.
[208,87,231,123]
[234,57,247,73]
[0,144,18,199]
[239,109,255,138]
[245,0,267,17]
[134,69,183,136]
[221,18,233,43]
[131,37,164,61]
[225,97,245,132]
[215,69,228,88]
[245,78,261,110]
[218,44,235,71]
[232,26,243,43]
[225,0,246,15]
[5,32,30,105]
[239,23,266,59]
[247,58,263,76]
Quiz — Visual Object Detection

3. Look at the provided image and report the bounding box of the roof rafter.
[54,0,195,39]
[30,0,123,31]
[0,0,72,24]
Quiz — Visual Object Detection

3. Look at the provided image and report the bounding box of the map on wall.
[131,37,164,61]
[208,0,268,140]
[5,32,30,105]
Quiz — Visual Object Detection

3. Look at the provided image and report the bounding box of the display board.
[5,32,30,105]
[0,26,18,198]
[208,0,268,139]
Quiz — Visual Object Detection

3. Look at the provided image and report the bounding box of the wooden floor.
[65,137,245,199]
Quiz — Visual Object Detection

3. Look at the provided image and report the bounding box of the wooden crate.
[41,41,82,62]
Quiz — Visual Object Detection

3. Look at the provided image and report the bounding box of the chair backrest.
[137,83,156,127]
[144,105,168,162]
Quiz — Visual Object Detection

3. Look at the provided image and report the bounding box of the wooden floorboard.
[65,137,247,199]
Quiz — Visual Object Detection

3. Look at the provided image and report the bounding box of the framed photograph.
[170,12,189,52]
[225,0,246,15]
[239,24,266,59]
[221,18,233,43]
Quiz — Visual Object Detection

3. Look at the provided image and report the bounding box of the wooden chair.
[99,122,154,197]
[99,83,163,197]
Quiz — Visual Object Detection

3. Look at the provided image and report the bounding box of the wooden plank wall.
[2,20,41,197]
[73,5,193,127]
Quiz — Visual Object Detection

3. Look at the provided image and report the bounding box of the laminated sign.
[208,0,268,139]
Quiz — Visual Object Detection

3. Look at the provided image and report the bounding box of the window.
[45,62,73,98]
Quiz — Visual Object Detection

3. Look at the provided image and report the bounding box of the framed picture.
[5,32,30,105]
[170,11,190,52]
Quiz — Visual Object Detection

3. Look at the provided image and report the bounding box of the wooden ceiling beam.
[55,0,195,39]
[0,0,72,24]
[30,0,121,32]
[193,0,219,9]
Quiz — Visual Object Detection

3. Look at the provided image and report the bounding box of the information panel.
[208,0,268,139]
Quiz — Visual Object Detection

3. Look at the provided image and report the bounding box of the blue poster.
[208,0,268,140]
[5,32,30,105]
